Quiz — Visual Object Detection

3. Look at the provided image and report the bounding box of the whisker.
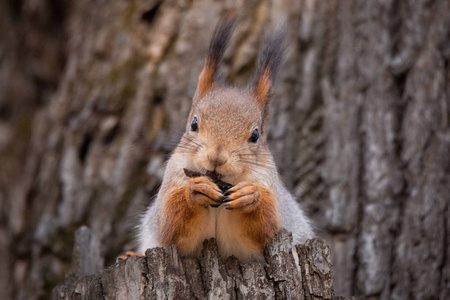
[176,143,197,149]
[238,153,273,157]
[240,156,276,165]
[238,160,277,172]
[176,145,198,152]
[178,140,202,150]
[230,145,248,154]
[181,135,204,149]
[180,133,204,146]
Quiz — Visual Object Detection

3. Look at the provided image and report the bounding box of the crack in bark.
[351,96,364,297]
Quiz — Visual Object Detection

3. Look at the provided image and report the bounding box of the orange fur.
[135,19,312,262]
[197,59,216,99]
[116,251,145,262]
[233,184,280,250]
[159,188,198,246]
[159,177,220,255]
[252,69,272,107]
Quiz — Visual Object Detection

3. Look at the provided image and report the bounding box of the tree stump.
[52,227,352,300]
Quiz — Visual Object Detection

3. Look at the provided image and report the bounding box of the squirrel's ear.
[196,16,237,100]
[252,29,287,109]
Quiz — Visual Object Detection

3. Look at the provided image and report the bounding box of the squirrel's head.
[179,17,286,181]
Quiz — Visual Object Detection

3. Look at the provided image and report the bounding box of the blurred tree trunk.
[0,0,449,299]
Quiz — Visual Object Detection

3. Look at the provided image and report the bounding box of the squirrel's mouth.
[183,168,233,193]
[206,169,224,179]
[206,169,234,182]
[183,168,227,180]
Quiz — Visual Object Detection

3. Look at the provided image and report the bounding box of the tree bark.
[0,0,449,299]
[53,227,343,300]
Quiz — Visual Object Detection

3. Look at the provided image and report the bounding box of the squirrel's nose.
[206,147,229,167]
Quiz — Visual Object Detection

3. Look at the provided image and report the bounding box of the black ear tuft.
[252,28,287,133]
[254,28,287,90]
[196,16,237,99]
[208,16,237,73]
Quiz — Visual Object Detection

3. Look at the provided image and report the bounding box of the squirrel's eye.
[190,117,198,132]
[249,129,259,143]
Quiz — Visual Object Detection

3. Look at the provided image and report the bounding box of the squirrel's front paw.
[186,176,224,208]
[116,251,145,262]
[222,181,260,213]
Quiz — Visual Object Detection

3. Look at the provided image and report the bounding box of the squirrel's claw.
[187,176,223,208]
[116,251,145,262]
[222,181,260,212]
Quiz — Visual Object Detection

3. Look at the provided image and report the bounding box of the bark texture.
[53,228,340,300]
[0,0,449,299]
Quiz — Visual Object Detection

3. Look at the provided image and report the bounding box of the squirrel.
[136,17,314,262]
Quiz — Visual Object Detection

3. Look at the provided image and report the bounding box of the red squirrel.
[134,17,314,262]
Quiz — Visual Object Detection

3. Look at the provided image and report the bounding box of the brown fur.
[134,18,297,262]
[159,177,221,255]
[116,251,145,261]
[158,173,279,256]
[252,69,272,107]
[233,184,280,250]
[197,59,216,99]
